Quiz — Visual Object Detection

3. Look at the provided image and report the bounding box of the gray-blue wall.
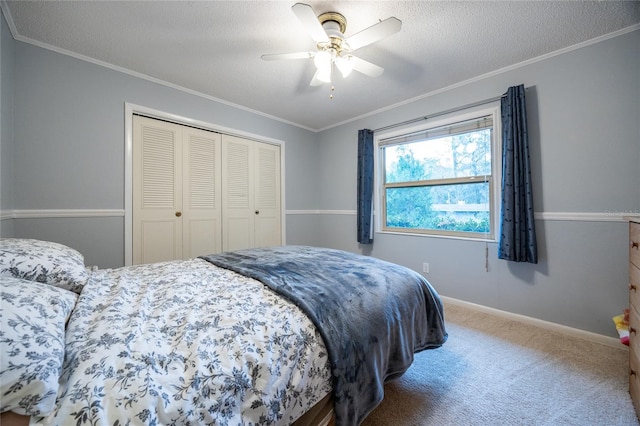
[1,7,15,237]
[0,11,321,267]
[314,29,640,337]
[2,7,639,337]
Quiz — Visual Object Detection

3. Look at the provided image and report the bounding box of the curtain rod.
[373,94,505,133]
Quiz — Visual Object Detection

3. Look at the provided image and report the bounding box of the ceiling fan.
[261,3,402,87]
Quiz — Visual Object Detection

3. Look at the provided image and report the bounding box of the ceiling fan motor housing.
[318,12,347,33]
[318,12,349,53]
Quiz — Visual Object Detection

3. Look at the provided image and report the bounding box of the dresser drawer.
[630,262,640,308]
[630,348,640,417]
[631,222,640,269]
[630,305,640,359]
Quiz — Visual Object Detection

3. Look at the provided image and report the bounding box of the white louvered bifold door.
[222,135,254,251]
[254,142,281,248]
[183,127,222,258]
[221,135,281,251]
[133,116,222,264]
[133,116,183,264]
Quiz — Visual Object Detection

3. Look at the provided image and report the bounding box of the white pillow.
[0,277,78,416]
[0,238,88,293]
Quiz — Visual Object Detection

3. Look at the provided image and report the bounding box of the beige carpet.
[362,302,639,426]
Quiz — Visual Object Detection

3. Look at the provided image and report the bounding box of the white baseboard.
[441,296,625,350]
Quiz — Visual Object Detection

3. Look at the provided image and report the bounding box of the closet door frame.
[124,103,286,266]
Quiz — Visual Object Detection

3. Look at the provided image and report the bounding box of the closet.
[132,115,281,264]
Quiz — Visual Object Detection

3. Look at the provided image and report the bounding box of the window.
[376,105,501,240]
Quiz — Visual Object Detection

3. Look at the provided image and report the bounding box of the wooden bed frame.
[1,411,29,426]
[292,394,334,426]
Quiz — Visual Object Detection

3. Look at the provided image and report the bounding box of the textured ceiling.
[3,1,640,131]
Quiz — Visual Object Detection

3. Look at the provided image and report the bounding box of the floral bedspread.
[32,259,332,426]
[202,246,447,426]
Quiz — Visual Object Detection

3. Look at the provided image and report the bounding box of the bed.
[0,238,447,426]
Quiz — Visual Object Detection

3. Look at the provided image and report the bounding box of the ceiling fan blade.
[345,17,402,51]
[351,56,384,77]
[261,52,314,61]
[292,3,330,43]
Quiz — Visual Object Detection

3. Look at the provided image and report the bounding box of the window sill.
[376,229,496,243]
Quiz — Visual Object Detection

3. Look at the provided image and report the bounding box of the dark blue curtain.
[499,85,538,263]
[357,129,374,244]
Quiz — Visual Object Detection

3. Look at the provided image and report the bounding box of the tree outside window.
[378,110,498,240]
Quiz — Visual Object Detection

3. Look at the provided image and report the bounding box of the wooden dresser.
[628,216,640,417]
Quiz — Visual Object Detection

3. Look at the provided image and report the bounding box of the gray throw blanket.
[200,246,447,426]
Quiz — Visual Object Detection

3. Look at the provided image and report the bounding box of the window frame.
[373,104,502,241]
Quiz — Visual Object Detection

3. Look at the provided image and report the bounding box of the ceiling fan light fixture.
[316,65,332,83]
[314,50,332,71]
[335,55,353,78]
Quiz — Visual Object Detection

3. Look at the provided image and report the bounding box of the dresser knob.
[632,241,639,250]
[631,283,637,292]
[632,369,637,378]
[631,327,637,335]
[175,212,182,217]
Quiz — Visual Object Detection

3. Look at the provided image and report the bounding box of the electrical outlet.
[422,263,430,274]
